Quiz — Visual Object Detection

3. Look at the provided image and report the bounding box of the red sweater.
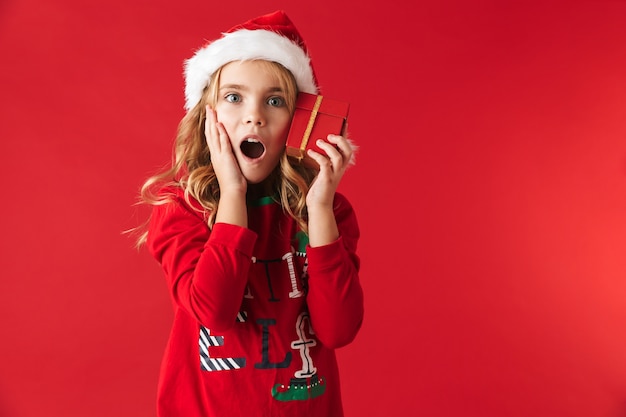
[147,187,364,417]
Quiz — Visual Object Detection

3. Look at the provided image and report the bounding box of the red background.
[2,1,626,416]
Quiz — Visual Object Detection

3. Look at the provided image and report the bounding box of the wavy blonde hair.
[134,60,317,247]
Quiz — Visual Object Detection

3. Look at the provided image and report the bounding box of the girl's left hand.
[305,134,355,209]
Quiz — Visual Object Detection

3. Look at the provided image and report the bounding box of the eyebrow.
[219,84,285,93]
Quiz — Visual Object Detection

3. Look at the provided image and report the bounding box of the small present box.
[285,92,350,169]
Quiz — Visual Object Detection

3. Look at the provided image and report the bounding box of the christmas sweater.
[147,187,364,417]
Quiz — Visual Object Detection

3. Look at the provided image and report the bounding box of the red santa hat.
[183,10,319,111]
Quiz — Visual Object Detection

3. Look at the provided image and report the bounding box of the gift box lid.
[295,92,349,117]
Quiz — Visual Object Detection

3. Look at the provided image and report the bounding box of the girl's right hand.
[205,106,247,195]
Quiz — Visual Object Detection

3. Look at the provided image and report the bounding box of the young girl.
[138,10,364,417]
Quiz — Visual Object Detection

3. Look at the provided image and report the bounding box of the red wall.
[2,1,626,416]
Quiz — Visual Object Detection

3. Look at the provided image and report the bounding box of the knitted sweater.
[147,188,364,416]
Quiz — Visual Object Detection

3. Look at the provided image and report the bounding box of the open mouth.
[240,138,265,159]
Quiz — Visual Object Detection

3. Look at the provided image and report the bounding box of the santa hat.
[183,10,319,111]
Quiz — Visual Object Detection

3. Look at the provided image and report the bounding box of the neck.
[247,181,273,201]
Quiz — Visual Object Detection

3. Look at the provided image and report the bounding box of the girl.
[138,10,364,417]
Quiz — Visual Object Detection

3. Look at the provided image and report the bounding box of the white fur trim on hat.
[183,29,319,111]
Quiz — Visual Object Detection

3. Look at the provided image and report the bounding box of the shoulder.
[333,192,356,218]
[148,186,208,237]
[333,192,352,208]
[146,186,210,257]
[154,185,206,218]
[333,192,359,235]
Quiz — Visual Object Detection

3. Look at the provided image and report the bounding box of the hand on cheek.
[204,106,247,194]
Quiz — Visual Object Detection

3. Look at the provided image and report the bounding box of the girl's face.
[213,60,293,185]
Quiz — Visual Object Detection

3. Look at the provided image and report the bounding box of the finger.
[307,148,332,171]
[216,119,230,149]
[315,138,341,158]
[316,138,346,171]
[326,135,353,161]
[327,134,356,166]
[205,106,220,151]
[207,107,232,155]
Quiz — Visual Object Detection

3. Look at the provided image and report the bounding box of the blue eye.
[268,96,285,107]
[225,93,241,103]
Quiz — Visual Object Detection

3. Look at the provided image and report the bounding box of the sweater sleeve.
[146,193,257,331]
[305,193,364,349]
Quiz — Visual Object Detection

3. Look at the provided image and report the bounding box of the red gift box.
[285,92,350,169]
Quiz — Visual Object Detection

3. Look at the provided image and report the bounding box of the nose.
[244,103,265,126]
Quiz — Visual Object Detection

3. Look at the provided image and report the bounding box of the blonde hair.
[134,60,316,247]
